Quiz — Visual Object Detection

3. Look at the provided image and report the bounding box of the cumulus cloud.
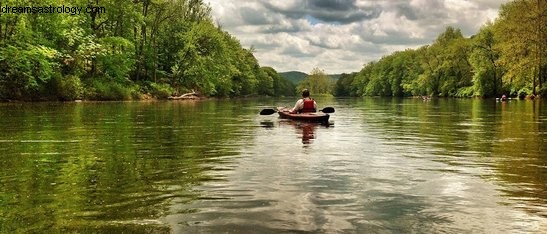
[205,0,510,74]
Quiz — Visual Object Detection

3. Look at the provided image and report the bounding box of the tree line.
[335,0,545,98]
[1,0,543,101]
[0,0,295,101]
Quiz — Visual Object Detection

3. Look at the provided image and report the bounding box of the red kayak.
[276,107,330,123]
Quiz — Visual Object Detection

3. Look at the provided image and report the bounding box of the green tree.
[0,45,60,100]
[469,24,504,97]
[173,21,227,95]
[335,73,358,96]
[494,0,546,96]
[417,27,473,97]
[261,67,295,96]
[364,57,392,96]
[331,2,545,99]
[350,49,422,97]
[399,49,424,96]
[297,67,333,95]
[0,0,279,101]
[352,62,374,96]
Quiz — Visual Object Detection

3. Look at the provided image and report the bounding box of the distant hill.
[279,71,308,85]
[280,71,340,85]
[328,74,341,81]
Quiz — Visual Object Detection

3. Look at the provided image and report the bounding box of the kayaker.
[500,94,507,101]
[290,89,317,114]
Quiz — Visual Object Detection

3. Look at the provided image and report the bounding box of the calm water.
[0,98,545,233]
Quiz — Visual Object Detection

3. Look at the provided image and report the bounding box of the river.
[0,98,545,233]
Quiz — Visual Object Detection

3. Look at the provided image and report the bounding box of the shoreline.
[1,95,542,103]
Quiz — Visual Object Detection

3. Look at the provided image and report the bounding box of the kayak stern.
[276,107,330,123]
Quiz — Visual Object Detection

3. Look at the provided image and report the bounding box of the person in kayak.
[290,89,317,114]
[500,94,507,101]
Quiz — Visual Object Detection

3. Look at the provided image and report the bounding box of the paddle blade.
[321,107,335,113]
[260,109,276,115]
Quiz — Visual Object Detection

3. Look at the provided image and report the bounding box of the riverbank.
[0,92,298,103]
[2,92,543,103]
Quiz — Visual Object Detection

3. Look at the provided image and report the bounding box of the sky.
[204,0,510,74]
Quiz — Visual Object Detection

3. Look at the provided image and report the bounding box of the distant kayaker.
[290,89,317,114]
[500,94,507,102]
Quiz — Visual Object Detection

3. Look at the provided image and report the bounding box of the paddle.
[260,107,335,115]
[259,109,277,115]
[321,107,335,113]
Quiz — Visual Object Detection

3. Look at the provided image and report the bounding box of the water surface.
[0,98,545,233]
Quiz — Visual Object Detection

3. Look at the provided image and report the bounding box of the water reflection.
[350,98,546,218]
[259,120,274,128]
[0,101,257,233]
[284,121,318,144]
[0,99,545,233]
[260,116,332,145]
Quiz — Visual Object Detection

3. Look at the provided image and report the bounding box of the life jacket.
[301,98,316,113]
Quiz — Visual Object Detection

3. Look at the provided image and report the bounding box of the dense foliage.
[261,67,296,96]
[0,0,544,100]
[0,0,292,100]
[335,0,545,98]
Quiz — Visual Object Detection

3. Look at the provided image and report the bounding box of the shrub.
[149,83,174,99]
[53,75,83,101]
[0,44,59,100]
[84,79,134,100]
[455,86,474,97]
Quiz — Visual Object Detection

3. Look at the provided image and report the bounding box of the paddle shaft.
[260,107,334,115]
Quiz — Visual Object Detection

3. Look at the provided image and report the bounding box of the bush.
[149,83,175,99]
[515,87,532,99]
[84,79,134,100]
[52,75,83,101]
[455,86,474,97]
[0,44,59,100]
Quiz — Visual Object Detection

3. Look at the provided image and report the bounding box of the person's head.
[301,89,310,98]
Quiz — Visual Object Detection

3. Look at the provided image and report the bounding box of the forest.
[0,0,544,101]
[0,0,295,101]
[335,0,546,98]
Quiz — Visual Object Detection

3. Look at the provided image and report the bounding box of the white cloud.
[205,0,510,74]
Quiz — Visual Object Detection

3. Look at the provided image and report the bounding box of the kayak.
[276,107,330,123]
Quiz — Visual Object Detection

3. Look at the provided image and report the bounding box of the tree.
[335,73,358,96]
[469,24,504,97]
[297,67,333,95]
[0,44,62,100]
[352,62,374,96]
[173,21,228,95]
[0,0,278,100]
[260,67,296,96]
[333,2,545,99]
[494,0,546,96]
[399,49,423,96]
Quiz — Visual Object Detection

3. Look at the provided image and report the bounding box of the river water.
[0,98,545,233]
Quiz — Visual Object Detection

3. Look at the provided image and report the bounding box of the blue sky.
[204,0,510,74]
[305,15,326,25]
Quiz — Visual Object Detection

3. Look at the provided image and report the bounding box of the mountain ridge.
[279,71,340,85]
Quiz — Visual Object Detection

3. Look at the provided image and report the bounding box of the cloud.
[239,7,272,25]
[205,0,511,74]
[261,0,382,24]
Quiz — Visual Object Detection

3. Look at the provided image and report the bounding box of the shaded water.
[0,98,545,233]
